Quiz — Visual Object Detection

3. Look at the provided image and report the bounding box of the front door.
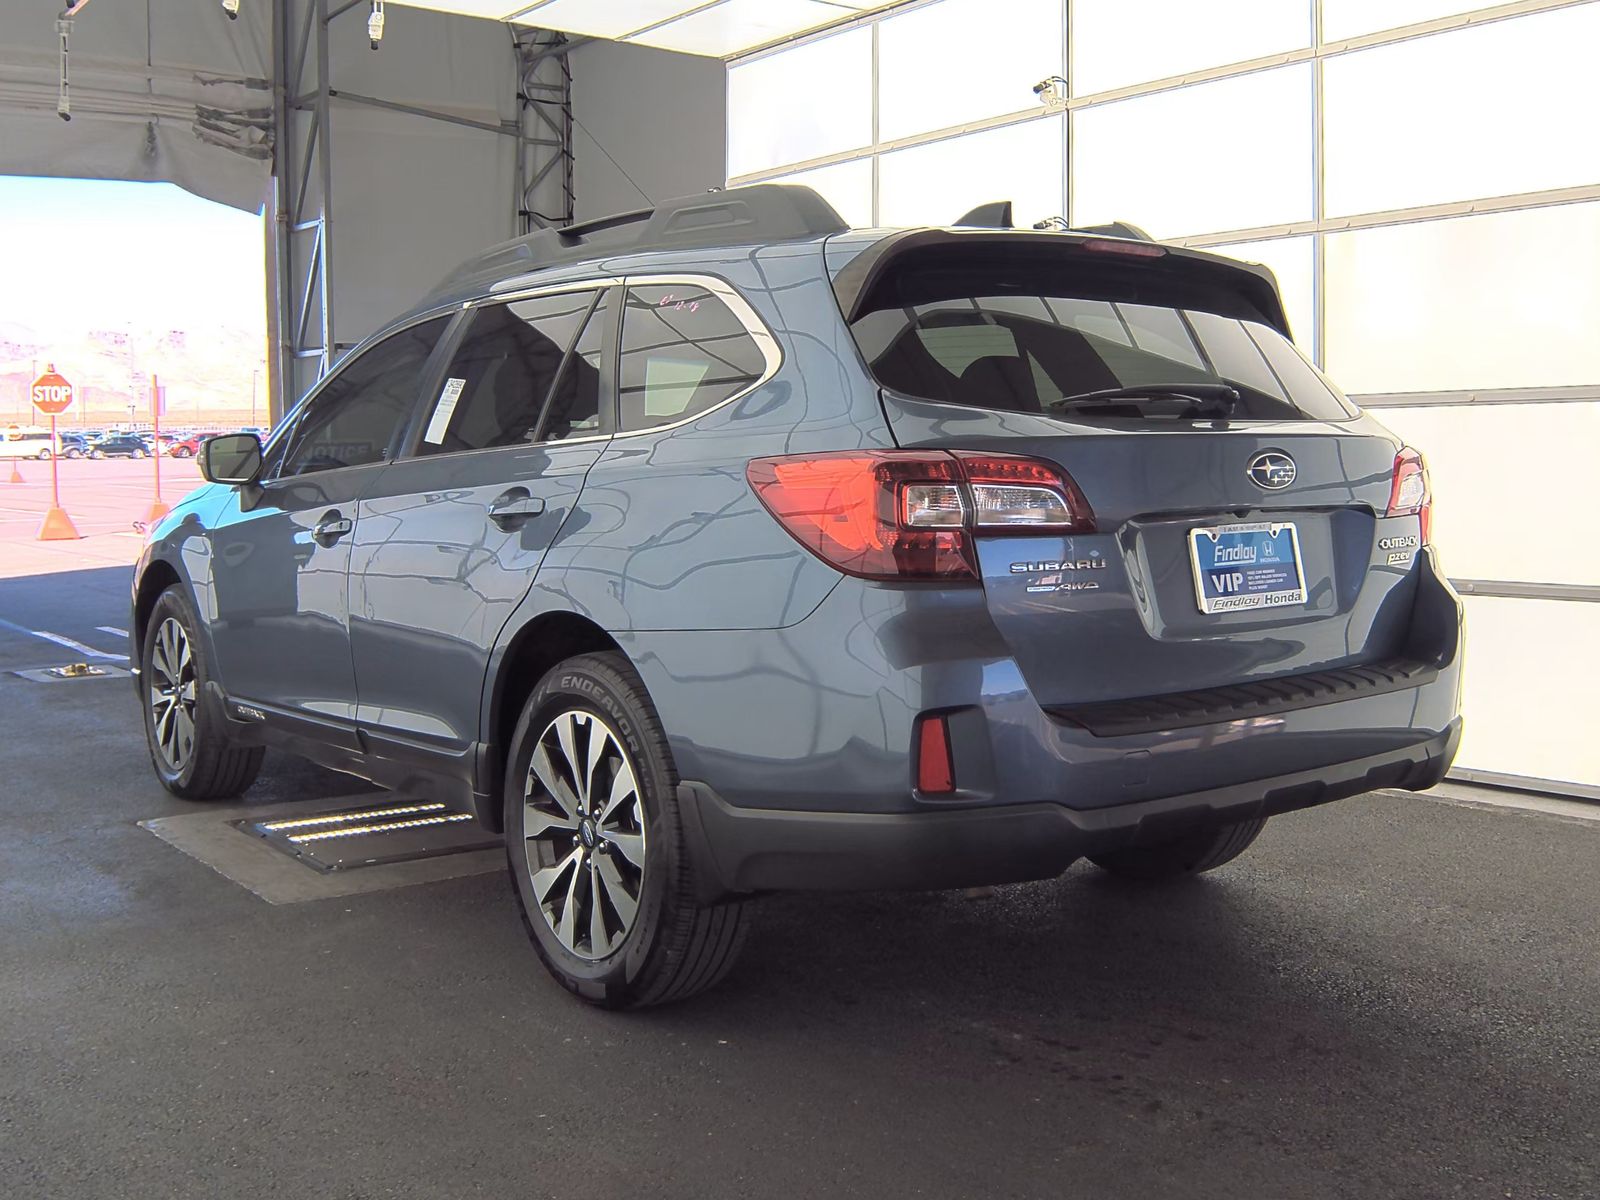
[206,315,452,741]
[348,286,616,776]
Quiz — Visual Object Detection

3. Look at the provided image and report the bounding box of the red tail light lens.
[914,713,955,794]
[746,451,1095,582]
[1386,446,1433,544]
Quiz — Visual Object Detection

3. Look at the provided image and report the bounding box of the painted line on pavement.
[0,616,129,661]
[97,626,129,637]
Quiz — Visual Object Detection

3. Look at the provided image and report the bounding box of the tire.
[174,446,192,459]
[65,448,82,460]
[141,585,264,800]
[1087,817,1266,882]
[504,651,750,1008]
[90,450,104,460]
[135,448,148,459]
[36,448,51,461]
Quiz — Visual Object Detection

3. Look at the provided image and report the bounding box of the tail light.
[1386,446,1433,544]
[746,450,1094,582]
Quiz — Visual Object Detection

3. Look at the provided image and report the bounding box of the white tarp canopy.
[0,1,275,212]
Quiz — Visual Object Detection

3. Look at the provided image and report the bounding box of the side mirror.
[199,433,263,485]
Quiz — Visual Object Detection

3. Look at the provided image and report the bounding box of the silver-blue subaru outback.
[131,184,1462,1006]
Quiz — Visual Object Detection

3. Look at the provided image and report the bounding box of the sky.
[0,176,266,338]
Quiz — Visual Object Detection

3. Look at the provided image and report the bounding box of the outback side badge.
[1247,450,1296,490]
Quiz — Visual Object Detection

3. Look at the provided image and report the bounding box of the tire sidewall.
[504,658,678,998]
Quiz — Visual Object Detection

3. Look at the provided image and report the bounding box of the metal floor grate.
[240,800,500,873]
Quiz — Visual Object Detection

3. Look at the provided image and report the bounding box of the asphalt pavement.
[2,565,1597,1200]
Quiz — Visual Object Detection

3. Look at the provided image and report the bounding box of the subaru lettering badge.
[1247,450,1296,490]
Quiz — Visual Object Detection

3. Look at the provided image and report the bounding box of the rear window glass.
[851,276,1356,423]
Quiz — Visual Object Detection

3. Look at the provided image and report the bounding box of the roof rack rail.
[421,184,849,308]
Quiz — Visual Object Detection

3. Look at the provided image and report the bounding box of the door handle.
[314,512,353,545]
[488,489,545,529]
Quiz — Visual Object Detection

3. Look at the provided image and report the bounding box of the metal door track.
[239,800,499,873]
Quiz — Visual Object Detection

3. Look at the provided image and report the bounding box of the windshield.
[850,291,1358,423]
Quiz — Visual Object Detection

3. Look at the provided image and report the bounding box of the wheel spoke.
[530,846,582,905]
[555,713,585,807]
[600,831,644,870]
[555,860,583,950]
[595,855,639,929]
[596,758,637,824]
[584,724,610,811]
[528,743,581,822]
[522,800,577,839]
[173,707,195,767]
[589,877,611,957]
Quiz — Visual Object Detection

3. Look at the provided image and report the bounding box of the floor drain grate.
[240,800,499,873]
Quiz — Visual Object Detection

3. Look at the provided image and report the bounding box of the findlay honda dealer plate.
[1189,521,1307,614]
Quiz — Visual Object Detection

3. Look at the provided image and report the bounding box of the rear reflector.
[915,714,955,794]
[746,450,1095,582]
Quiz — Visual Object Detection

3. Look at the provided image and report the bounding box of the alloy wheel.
[521,709,647,961]
[148,617,198,772]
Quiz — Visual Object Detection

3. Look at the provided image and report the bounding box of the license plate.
[1188,521,1307,614]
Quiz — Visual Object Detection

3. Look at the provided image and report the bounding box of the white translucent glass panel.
[878,0,1062,141]
[1366,403,1600,587]
[1071,0,1309,96]
[1322,0,1496,42]
[1071,66,1313,239]
[1453,596,1600,788]
[878,118,1064,229]
[640,0,863,57]
[1210,236,1315,350]
[764,158,874,228]
[727,29,871,177]
[509,0,702,38]
[1325,204,1600,394]
[1324,6,1600,217]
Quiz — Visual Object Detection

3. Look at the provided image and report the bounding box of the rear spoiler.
[830,228,1292,338]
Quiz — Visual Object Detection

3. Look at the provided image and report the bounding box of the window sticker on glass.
[424,377,467,444]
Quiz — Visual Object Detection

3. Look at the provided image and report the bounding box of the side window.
[282,315,449,476]
[618,283,768,432]
[416,291,595,456]
[540,290,612,443]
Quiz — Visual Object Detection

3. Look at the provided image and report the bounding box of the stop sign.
[31,366,74,416]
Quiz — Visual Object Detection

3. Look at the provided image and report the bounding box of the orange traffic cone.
[140,497,171,526]
[7,460,22,484]
[38,506,80,541]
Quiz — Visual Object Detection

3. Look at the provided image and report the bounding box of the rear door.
[205,315,452,738]
[348,284,616,774]
[844,236,1422,708]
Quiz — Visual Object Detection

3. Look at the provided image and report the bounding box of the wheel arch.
[132,557,184,665]
[476,609,624,831]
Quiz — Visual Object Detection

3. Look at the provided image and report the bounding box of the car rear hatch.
[833,229,1431,717]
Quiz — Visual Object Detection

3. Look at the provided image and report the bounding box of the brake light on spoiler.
[1385,446,1433,545]
[746,450,1095,582]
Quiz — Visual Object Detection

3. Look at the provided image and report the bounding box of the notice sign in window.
[423,377,467,444]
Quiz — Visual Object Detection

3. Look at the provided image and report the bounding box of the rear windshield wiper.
[1046,383,1240,416]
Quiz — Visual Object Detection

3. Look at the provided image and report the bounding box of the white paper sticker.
[423,377,467,444]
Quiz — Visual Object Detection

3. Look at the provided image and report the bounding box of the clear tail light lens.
[747,450,1095,582]
[1386,446,1433,544]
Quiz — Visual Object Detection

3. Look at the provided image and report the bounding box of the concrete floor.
[3,565,1598,1200]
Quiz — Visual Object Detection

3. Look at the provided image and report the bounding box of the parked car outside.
[90,434,153,459]
[130,184,1463,1008]
[167,432,222,458]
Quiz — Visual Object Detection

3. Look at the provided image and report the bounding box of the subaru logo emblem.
[1247,450,1296,490]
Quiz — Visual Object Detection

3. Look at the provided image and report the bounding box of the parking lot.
[3,543,1598,1198]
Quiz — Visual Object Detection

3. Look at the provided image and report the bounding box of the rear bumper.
[679,718,1461,896]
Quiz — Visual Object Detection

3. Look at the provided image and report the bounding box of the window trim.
[612,273,784,439]
[393,283,614,463]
